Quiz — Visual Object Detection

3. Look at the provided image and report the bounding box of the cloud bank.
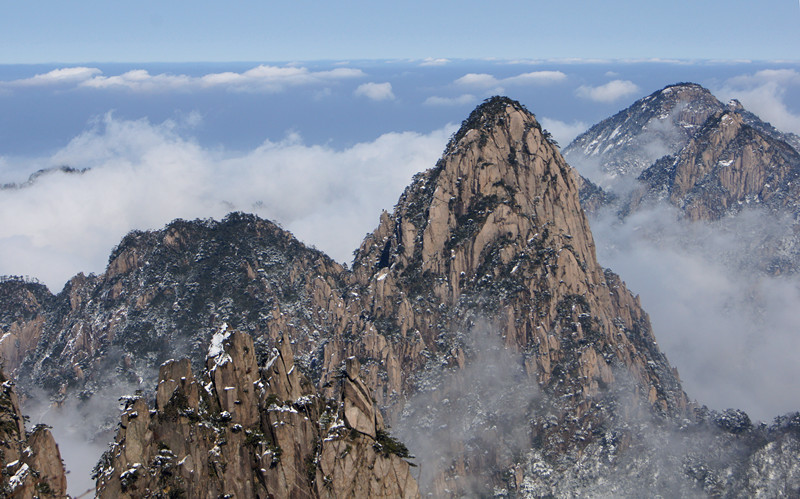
[1,65,365,93]
[716,69,800,135]
[590,205,800,421]
[354,81,395,101]
[454,70,567,90]
[576,79,639,102]
[420,57,450,66]
[0,114,454,290]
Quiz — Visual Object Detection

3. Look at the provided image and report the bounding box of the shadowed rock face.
[0,369,67,498]
[94,330,419,499]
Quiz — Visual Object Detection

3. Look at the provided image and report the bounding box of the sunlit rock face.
[0,368,67,498]
[94,330,419,499]
[636,109,800,221]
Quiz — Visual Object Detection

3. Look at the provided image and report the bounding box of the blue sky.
[2,1,799,63]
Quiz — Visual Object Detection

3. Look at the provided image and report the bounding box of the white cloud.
[3,67,102,87]
[454,70,567,89]
[576,79,639,103]
[353,82,395,101]
[538,117,588,146]
[0,115,454,290]
[716,69,800,135]
[420,57,450,66]
[423,94,477,106]
[81,69,194,92]
[1,65,365,93]
[454,73,499,87]
[504,71,567,85]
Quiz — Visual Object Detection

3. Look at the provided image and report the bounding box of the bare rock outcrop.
[0,369,67,498]
[94,330,419,498]
[0,279,51,376]
[353,97,686,413]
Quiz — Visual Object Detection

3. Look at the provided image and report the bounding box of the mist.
[0,114,454,291]
[23,379,143,496]
[589,203,800,421]
[394,323,539,496]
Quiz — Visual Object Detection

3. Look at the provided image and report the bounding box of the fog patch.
[394,323,539,496]
[590,204,800,421]
[22,379,143,496]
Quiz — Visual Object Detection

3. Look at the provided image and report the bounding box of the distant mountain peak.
[564,83,724,184]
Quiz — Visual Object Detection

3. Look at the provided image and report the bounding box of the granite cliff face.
[354,98,684,407]
[94,329,418,498]
[0,369,67,498]
[347,97,690,494]
[352,97,684,405]
[635,109,800,221]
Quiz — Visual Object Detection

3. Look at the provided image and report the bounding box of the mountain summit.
[565,83,725,183]
[635,108,800,220]
[353,96,685,412]
[564,82,800,192]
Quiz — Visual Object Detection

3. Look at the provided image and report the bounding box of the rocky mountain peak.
[566,82,800,202]
[0,369,67,497]
[727,98,745,112]
[636,107,800,221]
[343,96,692,494]
[352,96,686,415]
[564,82,725,183]
[354,96,588,284]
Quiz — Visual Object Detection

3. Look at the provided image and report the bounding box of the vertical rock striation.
[0,369,67,498]
[352,97,686,414]
[94,330,419,498]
